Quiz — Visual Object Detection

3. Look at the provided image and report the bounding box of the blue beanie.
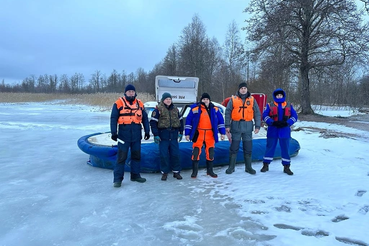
[125,84,135,92]
[273,88,286,103]
[161,92,172,102]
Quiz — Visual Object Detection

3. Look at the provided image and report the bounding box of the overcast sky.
[0,0,250,84]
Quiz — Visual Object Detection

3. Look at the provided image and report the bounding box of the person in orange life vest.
[110,84,150,187]
[224,82,261,175]
[261,88,298,175]
[185,93,226,178]
[221,97,231,107]
[150,92,184,181]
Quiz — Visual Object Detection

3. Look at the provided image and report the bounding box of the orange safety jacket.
[231,95,255,121]
[115,97,144,124]
[269,101,291,121]
[197,104,212,130]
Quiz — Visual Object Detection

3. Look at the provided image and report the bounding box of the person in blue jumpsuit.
[261,88,298,175]
[150,92,184,181]
[110,84,150,187]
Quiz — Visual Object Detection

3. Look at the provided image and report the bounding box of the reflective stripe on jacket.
[185,103,225,143]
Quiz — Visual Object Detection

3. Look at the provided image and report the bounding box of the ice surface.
[0,102,368,246]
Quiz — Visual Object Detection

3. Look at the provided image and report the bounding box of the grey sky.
[0,0,250,84]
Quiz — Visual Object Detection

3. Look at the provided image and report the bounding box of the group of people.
[110,83,298,188]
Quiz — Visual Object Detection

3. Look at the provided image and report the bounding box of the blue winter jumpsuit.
[262,88,298,165]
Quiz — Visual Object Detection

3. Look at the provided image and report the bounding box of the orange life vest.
[197,104,212,130]
[115,97,144,124]
[231,95,254,121]
[269,101,291,121]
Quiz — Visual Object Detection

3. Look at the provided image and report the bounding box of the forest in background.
[1,0,369,113]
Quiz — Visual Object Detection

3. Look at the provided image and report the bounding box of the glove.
[144,133,150,140]
[280,121,289,127]
[111,134,118,141]
[154,136,161,144]
[272,121,288,128]
[178,133,183,142]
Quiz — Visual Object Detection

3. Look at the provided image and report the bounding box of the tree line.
[1,0,369,113]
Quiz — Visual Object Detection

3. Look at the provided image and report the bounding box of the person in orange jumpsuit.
[185,93,226,178]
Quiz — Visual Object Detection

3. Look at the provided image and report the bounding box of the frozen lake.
[0,102,368,246]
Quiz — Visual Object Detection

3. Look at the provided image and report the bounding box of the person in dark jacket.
[185,93,226,178]
[150,92,184,181]
[224,82,261,175]
[261,88,298,175]
[110,84,150,187]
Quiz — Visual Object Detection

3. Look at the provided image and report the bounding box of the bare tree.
[359,75,369,106]
[89,70,103,93]
[178,14,208,78]
[135,67,148,92]
[177,14,222,97]
[161,44,178,76]
[119,70,128,91]
[106,69,120,92]
[219,20,248,98]
[48,74,58,93]
[59,74,70,93]
[71,73,85,93]
[21,75,36,92]
[245,0,369,114]
[224,21,245,75]
[127,72,135,86]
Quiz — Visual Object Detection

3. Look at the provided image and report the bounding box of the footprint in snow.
[331,215,349,222]
[273,223,303,231]
[358,205,369,215]
[335,236,368,246]
[356,190,367,197]
[301,229,329,238]
[275,204,291,212]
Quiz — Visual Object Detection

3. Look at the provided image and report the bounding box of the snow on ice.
[0,102,368,246]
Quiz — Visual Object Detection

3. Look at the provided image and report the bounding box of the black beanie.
[239,82,247,89]
[200,93,211,101]
[125,84,135,92]
[161,92,172,102]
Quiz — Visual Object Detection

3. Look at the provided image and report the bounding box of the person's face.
[276,94,283,99]
[125,90,135,97]
[239,87,247,94]
[202,98,210,106]
[163,97,172,106]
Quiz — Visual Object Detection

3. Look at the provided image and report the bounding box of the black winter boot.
[260,163,269,172]
[130,176,146,183]
[191,161,199,178]
[206,160,217,178]
[244,154,256,174]
[226,154,237,174]
[173,172,183,180]
[283,164,294,175]
[161,173,168,181]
